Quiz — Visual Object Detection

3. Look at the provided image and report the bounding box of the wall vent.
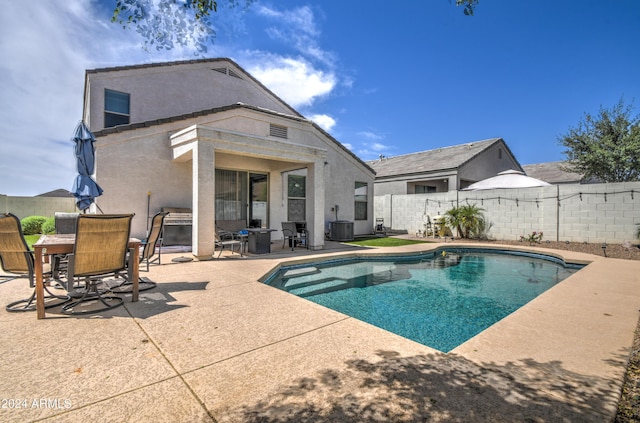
[269,124,288,139]
[211,67,243,79]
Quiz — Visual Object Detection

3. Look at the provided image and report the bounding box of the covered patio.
[1,241,638,421]
[170,124,327,259]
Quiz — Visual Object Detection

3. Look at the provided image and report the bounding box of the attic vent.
[228,69,242,79]
[269,124,288,139]
[211,67,243,79]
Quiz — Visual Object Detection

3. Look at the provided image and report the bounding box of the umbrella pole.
[146,191,151,238]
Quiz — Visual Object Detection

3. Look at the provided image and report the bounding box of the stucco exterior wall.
[374,181,640,244]
[458,142,521,186]
[1,195,77,220]
[95,108,375,244]
[85,60,297,132]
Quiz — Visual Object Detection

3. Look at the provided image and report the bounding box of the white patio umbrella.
[462,169,551,191]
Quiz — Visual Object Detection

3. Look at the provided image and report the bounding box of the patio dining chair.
[1,213,69,312]
[215,232,243,258]
[111,211,167,293]
[51,212,79,284]
[140,211,169,271]
[60,214,134,315]
[282,221,308,251]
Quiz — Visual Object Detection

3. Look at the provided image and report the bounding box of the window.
[287,174,306,221]
[415,185,436,194]
[104,89,130,128]
[355,182,368,221]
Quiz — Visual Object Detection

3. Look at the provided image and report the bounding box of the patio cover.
[463,169,551,191]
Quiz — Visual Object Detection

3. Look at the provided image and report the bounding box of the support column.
[192,141,216,259]
[307,159,325,250]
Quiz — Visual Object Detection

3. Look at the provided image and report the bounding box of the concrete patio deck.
[1,240,639,422]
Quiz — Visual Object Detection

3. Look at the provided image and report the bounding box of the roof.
[522,161,584,184]
[36,189,73,198]
[367,138,509,178]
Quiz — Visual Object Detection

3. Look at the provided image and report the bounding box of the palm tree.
[444,204,485,239]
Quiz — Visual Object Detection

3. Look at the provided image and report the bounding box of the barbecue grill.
[161,207,192,245]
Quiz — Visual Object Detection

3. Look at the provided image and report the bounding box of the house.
[83,58,375,258]
[367,138,521,194]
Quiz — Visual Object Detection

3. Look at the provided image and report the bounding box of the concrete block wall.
[1,195,77,220]
[374,181,640,244]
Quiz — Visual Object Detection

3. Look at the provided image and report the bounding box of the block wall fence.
[1,195,77,220]
[374,181,640,244]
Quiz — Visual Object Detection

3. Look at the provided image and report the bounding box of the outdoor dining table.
[33,234,141,319]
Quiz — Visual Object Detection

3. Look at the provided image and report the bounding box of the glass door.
[249,173,268,228]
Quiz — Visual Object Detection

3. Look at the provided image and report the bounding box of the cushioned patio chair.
[215,232,243,258]
[1,213,69,312]
[60,214,134,315]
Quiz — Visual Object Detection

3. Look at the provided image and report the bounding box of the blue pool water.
[265,248,583,352]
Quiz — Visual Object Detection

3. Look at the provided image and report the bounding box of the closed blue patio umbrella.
[71,121,103,211]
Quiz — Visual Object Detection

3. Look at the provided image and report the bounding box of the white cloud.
[357,131,383,140]
[257,5,336,66]
[341,142,354,151]
[308,114,336,132]
[246,55,336,108]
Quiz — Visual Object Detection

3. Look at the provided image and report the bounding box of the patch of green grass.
[24,234,41,249]
[346,237,431,247]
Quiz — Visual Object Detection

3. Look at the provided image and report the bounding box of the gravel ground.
[451,238,640,421]
[469,239,640,261]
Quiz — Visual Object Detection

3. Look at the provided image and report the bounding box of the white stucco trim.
[171,125,327,163]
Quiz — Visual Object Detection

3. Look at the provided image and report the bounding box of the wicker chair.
[60,214,134,315]
[1,213,69,312]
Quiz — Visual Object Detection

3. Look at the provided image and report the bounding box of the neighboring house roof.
[522,161,585,184]
[36,189,73,198]
[368,138,518,178]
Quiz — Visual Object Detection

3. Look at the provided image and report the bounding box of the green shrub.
[21,216,47,235]
[41,217,56,235]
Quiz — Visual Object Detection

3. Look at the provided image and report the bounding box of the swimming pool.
[264,248,584,352]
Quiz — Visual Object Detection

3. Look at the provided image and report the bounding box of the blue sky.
[1,0,639,196]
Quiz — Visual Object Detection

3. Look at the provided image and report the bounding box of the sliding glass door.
[249,173,268,228]
[215,169,268,227]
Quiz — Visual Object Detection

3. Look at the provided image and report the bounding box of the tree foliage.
[455,0,479,16]
[111,0,253,53]
[559,99,640,182]
[444,204,486,239]
[112,0,477,53]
